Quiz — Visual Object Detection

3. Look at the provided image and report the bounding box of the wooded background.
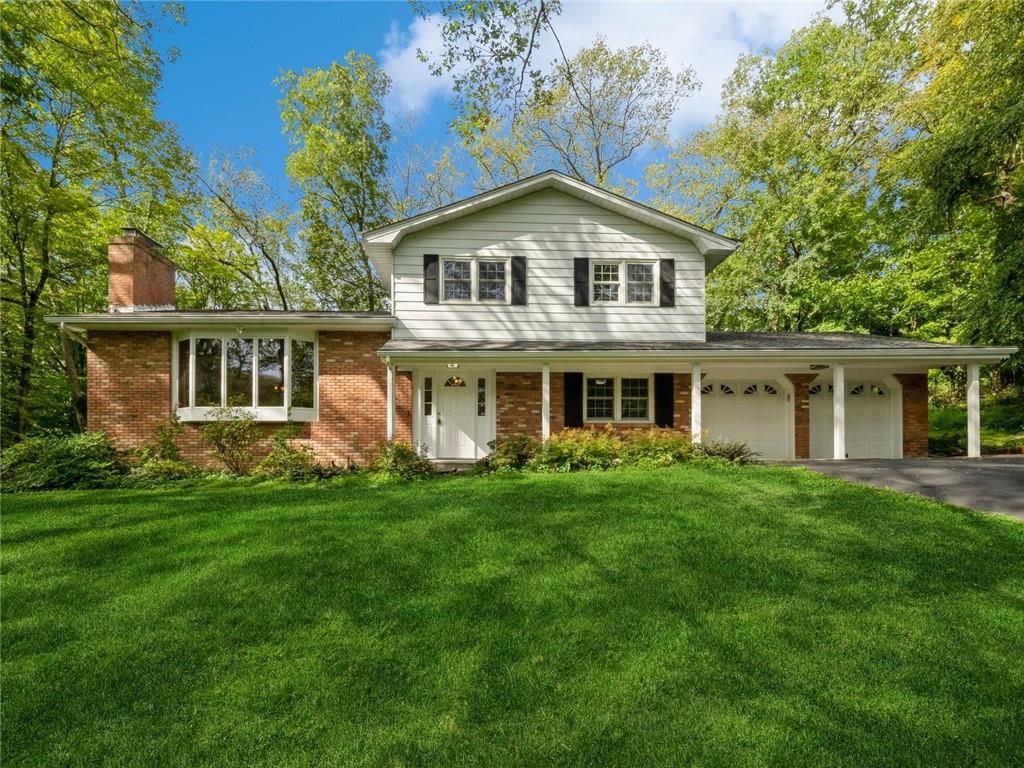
[2,0,1021,444]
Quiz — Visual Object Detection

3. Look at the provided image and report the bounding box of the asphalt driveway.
[791,457,1024,519]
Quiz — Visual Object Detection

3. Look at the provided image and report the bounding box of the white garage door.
[702,381,789,459]
[809,382,896,458]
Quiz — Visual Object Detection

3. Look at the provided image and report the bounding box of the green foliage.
[0,432,128,491]
[929,394,1024,455]
[477,434,540,473]
[126,458,203,485]
[371,441,434,481]
[621,428,694,468]
[137,416,185,463]
[693,439,760,464]
[199,409,262,475]
[254,423,319,480]
[529,427,626,472]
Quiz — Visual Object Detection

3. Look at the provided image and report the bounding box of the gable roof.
[362,170,739,281]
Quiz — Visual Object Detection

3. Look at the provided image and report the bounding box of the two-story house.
[47,171,1015,464]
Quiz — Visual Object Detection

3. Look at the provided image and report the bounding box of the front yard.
[4,466,1023,767]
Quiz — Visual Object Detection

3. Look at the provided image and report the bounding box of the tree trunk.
[61,329,86,431]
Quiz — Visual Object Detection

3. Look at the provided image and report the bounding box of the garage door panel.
[702,381,788,460]
[809,381,895,459]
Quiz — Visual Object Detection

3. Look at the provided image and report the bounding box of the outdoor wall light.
[447,363,459,369]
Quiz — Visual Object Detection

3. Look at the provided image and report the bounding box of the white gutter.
[44,313,395,333]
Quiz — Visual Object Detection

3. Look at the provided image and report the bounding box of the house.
[46,171,1015,465]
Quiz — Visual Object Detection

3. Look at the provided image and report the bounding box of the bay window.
[173,332,317,421]
[584,375,652,422]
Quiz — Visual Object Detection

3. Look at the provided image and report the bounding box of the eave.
[44,312,395,334]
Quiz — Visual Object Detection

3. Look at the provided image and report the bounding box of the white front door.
[437,374,478,459]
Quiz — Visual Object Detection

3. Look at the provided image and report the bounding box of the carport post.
[833,363,846,460]
[691,362,702,444]
[541,363,551,441]
[967,363,981,458]
[386,361,395,442]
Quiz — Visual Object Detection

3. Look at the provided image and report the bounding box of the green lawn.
[4,467,1023,767]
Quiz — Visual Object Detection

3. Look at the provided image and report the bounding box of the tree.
[277,54,391,311]
[0,0,193,441]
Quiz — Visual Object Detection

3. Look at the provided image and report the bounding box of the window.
[701,383,713,395]
[850,384,865,396]
[743,384,758,395]
[586,378,615,419]
[626,263,654,303]
[719,384,735,395]
[585,376,652,422]
[443,260,472,300]
[592,261,657,304]
[423,377,433,416]
[592,264,620,303]
[176,339,189,409]
[763,384,778,395]
[174,334,316,421]
[620,378,649,420]
[441,258,510,303]
[477,377,486,416]
[478,261,506,301]
[445,376,466,387]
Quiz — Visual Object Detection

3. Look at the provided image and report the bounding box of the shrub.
[476,434,539,473]
[371,441,434,481]
[528,426,626,472]
[1,432,129,491]
[255,423,318,480]
[694,439,759,464]
[126,458,202,485]
[200,408,261,475]
[929,433,964,457]
[621,428,693,468]
[137,416,184,463]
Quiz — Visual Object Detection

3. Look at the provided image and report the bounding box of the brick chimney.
[107,228,176,312]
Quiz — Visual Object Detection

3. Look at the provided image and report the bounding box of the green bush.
[255,423,319,480]
[1,432,128,491]
[200,408,261,475]
[371,441,434,481]
[476,434,539,473]
[126,458,203,486]
[693,439,759,464]
[621,428,693,468]
[528,427,626,472]
[137,416,185,463]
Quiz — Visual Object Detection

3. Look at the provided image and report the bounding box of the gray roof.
[381,332,986,353]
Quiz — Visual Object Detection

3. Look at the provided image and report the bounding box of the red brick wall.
[785,374,818,459]
[895,373,929,457]
[107,231,176,309]
[498,370,692,440]
[86,330,410,469]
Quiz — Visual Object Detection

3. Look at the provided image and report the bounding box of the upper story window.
[592,260,657,305]
[442,257,510,303]
[174,332,316,421]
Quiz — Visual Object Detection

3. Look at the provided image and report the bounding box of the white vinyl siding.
[392,188,706,342]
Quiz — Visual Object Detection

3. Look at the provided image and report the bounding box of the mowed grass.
[3,466,1023,768]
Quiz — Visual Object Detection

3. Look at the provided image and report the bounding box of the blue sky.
[152,1,831,202]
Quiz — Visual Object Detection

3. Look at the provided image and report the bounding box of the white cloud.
[380,1,839,133]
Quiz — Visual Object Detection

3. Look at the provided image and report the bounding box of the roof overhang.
[378,345,1016,367]
[45,312,395,333]
[362,170,739,281]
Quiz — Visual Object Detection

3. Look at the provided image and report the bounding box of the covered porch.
[379,335,1014,462]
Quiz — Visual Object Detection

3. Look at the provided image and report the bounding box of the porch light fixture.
[447,363,459,369]
[810,364,830,370]
[594,378,608,385]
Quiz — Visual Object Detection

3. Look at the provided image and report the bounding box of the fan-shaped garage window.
[763,384,779,395]
[445,376,466,387]
[850,384,865,396]
[719,384,735,395]
[870,384,886,397]
[743,384,758,395]
[701,383,713,395]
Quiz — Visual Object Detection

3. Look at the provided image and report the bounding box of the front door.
[437,374,477,459]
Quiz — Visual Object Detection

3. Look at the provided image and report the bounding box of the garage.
[809,381,898,458]
[701,381,790,459]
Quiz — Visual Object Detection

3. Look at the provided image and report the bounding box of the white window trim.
[440,257,512,305]
[171,330,318,422]
[583,374,654,423]
[591,260,658,306]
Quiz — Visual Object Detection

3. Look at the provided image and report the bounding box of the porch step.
[430,459,477,474]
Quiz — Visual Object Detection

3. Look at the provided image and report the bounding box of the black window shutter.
[564,372,584,428]
[659,259,675,307]
[511,256,527,305]
[654,373,674,428]
[423,254,439,304]
[573,258,590,307]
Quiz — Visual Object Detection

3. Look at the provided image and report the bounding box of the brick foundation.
[895,373,929,457]
[86,330,411,469]
[785,373,818,459]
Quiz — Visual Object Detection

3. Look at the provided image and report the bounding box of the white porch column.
[690,362,702,444]
[541,363,551,441]
[833,363,846,460]
[386,362,395,441]
[967,363,981,458]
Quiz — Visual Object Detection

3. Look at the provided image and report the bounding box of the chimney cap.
[118,227,164,250]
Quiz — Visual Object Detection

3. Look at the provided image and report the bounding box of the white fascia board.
[378,346,1017,366]
[45,313,395,333]
[362,170,740,282]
